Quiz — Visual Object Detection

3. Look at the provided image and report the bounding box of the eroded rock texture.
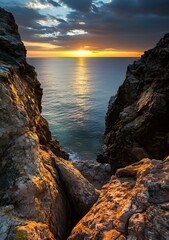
[72,160,112,189]
[69,158,169,240]
[0,8,99,239]
[99,33,169,170]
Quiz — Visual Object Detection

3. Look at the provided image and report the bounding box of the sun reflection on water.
[72,58,91,121]
[73,58,90,95]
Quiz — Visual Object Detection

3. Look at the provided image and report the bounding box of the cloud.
[47,0,60,7]
[61,0,93,12]
[4,0,169,53]
[26,1,51,9]
[27,0,60,9]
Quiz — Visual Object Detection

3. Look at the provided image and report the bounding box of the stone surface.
[98,33,169,170]
[72,160,112,189]
[54,158,99,218]
[68,158,169,240]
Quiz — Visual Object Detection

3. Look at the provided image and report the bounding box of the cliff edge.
[98,33,169,171]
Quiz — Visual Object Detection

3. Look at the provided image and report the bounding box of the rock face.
[72,160,112,189]
[0,8,99,240]
[69,158,169,240]
[98,33,169,170]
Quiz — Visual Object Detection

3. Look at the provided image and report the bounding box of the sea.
[28,57,136,160]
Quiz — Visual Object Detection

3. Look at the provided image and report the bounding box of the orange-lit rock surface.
[69,158,169,240]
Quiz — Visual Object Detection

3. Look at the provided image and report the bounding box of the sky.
[1,0,169,57]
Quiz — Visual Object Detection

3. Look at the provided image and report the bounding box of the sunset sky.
[1,0,169,57]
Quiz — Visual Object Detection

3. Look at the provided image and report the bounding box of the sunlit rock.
[69,158,169,240]
[0,7,70,239]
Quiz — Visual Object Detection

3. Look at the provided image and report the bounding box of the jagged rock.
[0,7,100,239]
[68,158,169,240]
[99,33,169,170]
[54,159,99,218]
[0,8,71,239]
[72,160,112,189]
[0,7,26,67]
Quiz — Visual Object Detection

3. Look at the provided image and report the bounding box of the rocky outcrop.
[0,8,99,239]
[98,33,169,171]
[69,158,169,240]
[54,158,99,218]
[72,160,112,189]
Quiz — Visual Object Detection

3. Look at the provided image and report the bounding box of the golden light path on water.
[72,58,91,123]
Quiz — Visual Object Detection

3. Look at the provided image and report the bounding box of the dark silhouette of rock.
[98,33,169,171]
[69,158,169,240]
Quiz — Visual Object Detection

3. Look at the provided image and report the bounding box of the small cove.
[28,57,136,160]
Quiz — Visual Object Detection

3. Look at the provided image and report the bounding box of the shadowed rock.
[72,160,112,189]
[98,33,169,171]
[54,159,99,218]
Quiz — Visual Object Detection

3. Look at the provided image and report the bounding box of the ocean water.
[28,57,136,160]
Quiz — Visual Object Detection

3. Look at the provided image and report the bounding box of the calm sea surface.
[28,58,136,160]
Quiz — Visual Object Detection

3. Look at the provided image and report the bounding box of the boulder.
[54,158,99,218]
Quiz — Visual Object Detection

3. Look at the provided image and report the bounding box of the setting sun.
[74,50,92,57]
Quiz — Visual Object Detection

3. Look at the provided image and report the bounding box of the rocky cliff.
[98,34,169,171]
[0,8,99,240]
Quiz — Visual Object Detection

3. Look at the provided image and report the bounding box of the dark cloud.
[61,0,92,12]
[43,0,60,7]
[6,6,46,29]
[107,0,169,16]
[35,0,60,7]
[48,15,67,23]
[5,6,59,43]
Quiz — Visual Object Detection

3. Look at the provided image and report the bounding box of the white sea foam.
[69,151,81,161]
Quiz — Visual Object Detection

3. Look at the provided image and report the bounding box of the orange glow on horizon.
[27,50,143,58]
[24,42,143,58]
